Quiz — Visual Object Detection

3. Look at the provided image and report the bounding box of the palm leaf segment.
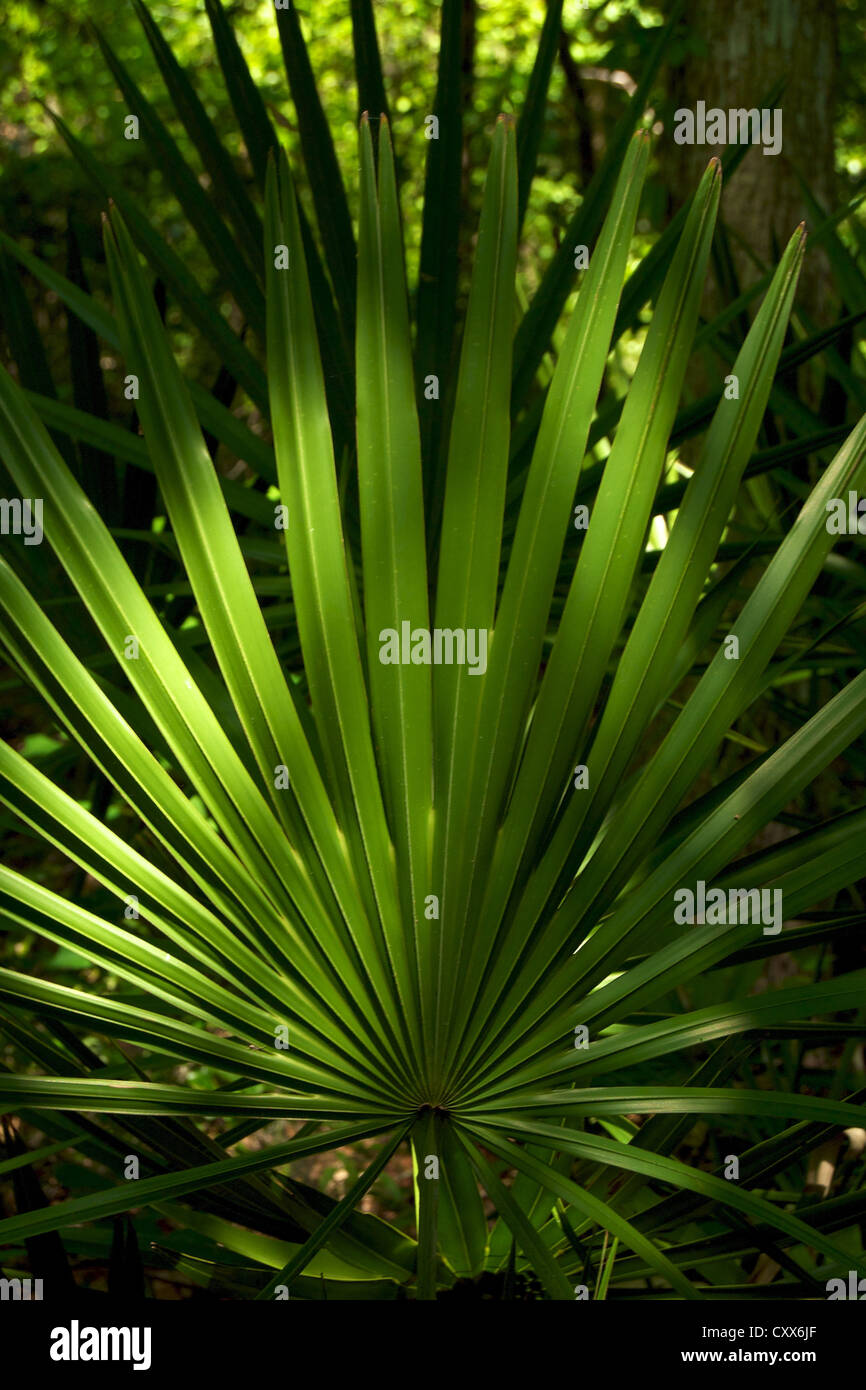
[0,25,865,1302]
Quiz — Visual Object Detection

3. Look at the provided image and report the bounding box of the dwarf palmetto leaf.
[1,10,865,1302]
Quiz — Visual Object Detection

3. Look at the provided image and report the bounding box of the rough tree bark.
[660,0,838,332]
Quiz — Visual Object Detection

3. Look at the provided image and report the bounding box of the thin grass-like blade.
[256,1124,411,1296]
[131,0,263,260]
[431,115,517,1075]
[274,2,356,333]
[464,1122,699,1298]
[444,132,649,1069]
[356,115,434,1042]
[510,0,685,405]
[415,0,465,516]
[265,151,423,1081]
[0,1121,399,1246]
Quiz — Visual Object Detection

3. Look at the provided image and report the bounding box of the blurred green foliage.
[3,0,866,408]
[0,3,667,297]
[4,0,866,281]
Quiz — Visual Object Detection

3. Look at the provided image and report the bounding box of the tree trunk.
[661,0,838,334]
